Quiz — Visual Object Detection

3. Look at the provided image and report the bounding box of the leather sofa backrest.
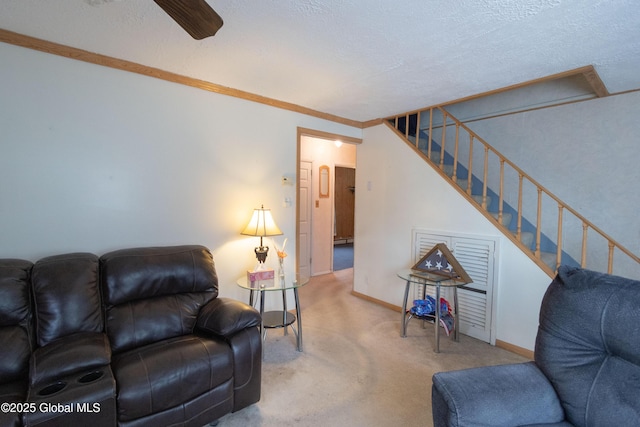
[535,265,640,427]
[0,259,34,383]
[100,245,218,354]
[31,253,103,347]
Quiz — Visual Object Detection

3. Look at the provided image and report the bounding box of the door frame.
[296,127,362,278]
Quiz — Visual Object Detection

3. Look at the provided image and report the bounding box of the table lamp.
[241,205,282,265]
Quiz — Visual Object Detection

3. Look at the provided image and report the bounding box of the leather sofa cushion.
[118,381,234,427]
[31,253,102,347]
[100,245,218,353]
[106,293,212,354]
[100,245,218,306]
[0,326,32,383]
[0,381,26,427]
[0,259,32,326]
[0,381,26,404]
[197,297,261,337]
[29,332,111,386]
[112,334,233,422]
[0,259,33,383]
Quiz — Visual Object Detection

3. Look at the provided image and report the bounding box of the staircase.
[387,106,639,278]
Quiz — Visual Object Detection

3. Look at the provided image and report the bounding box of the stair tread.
[490,212,512,227]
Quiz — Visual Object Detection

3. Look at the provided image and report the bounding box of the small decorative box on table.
[247,269,274,288]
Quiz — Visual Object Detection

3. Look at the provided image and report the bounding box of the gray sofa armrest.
[432,362,567,427]
[196,297,261,338]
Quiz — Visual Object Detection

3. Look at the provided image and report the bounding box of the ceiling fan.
[153,0,223,40]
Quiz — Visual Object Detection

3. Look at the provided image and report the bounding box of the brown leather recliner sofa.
[0,245,262,427]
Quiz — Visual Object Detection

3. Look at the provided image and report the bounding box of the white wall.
[355,124,551,351]
[0,42,361,306]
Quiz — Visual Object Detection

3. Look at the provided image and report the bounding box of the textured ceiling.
[1,0,639,122]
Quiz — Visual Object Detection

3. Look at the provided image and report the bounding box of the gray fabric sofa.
[431,265,640,427]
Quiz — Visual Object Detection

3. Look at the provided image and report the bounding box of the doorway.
[333,166,355,271]
[296,128,361,278]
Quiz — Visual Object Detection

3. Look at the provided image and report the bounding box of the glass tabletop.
[236,274,310,291]
[397,268,464,287]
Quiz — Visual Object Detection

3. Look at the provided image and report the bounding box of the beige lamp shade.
[241,205,282,264]
[241,205,282,237]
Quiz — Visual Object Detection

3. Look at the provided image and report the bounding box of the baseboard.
[495,339,534,360]
[352,291,536,360]
[313,269,333,276]
[351,290,402,312]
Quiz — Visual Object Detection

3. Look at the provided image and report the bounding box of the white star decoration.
[436,249,443,257]
[446,263,454,272]
[425,260,432,268]
[435,261,442,269]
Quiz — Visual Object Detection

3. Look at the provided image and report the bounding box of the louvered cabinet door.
[412,229,498,344]
[450,238,495,343]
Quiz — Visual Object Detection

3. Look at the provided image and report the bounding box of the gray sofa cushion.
[432,362,565,427]
[535,266,640,426]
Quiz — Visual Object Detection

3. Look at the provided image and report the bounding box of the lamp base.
[254,246,269,263]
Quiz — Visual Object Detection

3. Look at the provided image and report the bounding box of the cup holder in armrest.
[36,370,105,396]
[78,370,104,384]
[38,381,67,396]
[26,367,116,427]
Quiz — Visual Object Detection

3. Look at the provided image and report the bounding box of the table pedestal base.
[401,278,460,353]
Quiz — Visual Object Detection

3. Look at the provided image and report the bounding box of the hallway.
[333,242,353,271]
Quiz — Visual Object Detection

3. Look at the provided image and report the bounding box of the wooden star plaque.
[411,243,472,284]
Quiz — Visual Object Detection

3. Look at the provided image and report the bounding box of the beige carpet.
[217,269,529,426]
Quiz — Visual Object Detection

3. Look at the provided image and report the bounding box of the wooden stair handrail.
[387,108,640,276]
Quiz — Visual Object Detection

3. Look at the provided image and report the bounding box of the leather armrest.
[431,362,566,427]
[196,297,261,338]
[30,332,111,386]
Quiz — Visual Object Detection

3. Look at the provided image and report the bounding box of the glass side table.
[397,269,463,353]
[237,274,309,356]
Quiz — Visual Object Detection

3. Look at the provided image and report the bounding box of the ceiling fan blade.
[153,0,223,40]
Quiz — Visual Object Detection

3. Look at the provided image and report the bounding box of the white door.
[298,161,312,279]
